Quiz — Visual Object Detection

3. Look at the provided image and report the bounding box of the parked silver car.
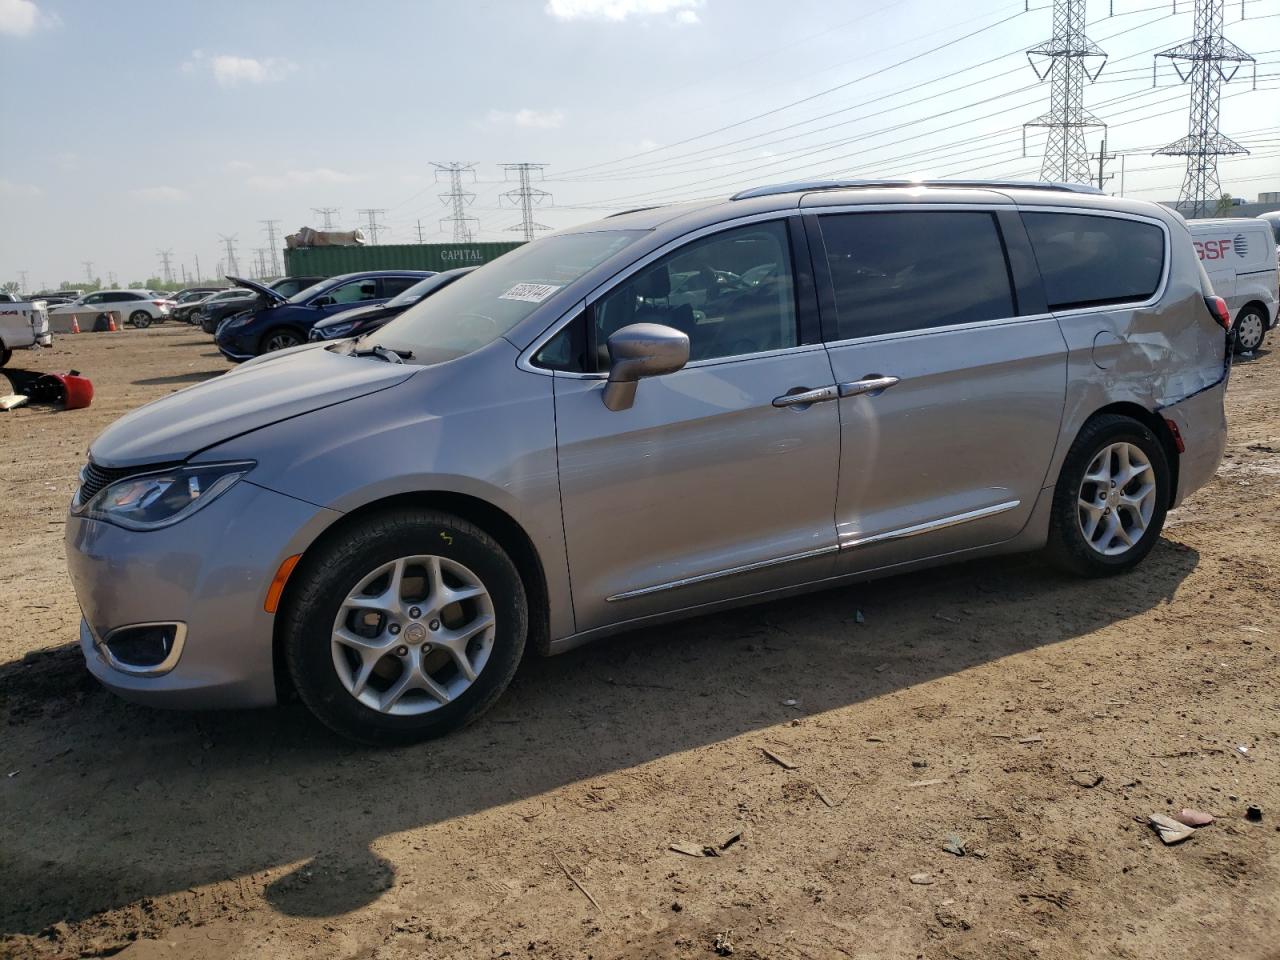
[66,180,1231,743]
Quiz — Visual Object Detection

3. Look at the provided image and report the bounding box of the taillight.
[1205,295,1231,331]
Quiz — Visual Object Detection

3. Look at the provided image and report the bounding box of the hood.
[227,275,288,304]
[313,301,391,330]
[89,345,415,468]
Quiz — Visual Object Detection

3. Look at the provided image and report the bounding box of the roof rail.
[730,179,1104,201]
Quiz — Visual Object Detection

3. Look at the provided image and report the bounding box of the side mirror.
[602,322,690,412]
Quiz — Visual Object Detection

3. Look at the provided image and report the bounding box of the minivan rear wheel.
[1233,306,1267,354]
[281,509,527,744]
[129,310,151,328]
[1045,414,1171,577]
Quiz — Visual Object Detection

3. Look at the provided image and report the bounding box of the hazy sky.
[1,0,1277,289]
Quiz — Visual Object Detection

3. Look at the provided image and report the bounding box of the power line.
[432,162,479,242]
[260,220,282,276]
[1024,0,1108,183]
[1154,0,1257,216]
[311,207,340,229]
[501,164,552,241]
[218,234,240,277]
[357,208,389,244]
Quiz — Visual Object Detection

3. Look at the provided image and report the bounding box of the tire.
[260,327,303,354]
[282,508,528,744]
[1233,306,1267,354]
[1045,414,1171,578]
[201,315,218,334]
[129,310,151,328]
[0,342,10,368]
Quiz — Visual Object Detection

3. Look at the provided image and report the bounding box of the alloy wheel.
[265,331,300,352]
[330,555,495,715]
[1077,441,1156,556]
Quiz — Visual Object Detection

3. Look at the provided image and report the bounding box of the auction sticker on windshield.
[499,283,561,303]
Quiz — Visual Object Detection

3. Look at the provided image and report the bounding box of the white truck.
[1187,217,1280,353]
[0,293,53,367]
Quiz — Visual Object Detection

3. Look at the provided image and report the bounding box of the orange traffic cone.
[71,317,80,334]
[107,315,117,332]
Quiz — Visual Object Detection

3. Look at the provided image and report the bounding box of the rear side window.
[381,277,420,297]
[818,211,1015,340]
[1023,212,1164,311]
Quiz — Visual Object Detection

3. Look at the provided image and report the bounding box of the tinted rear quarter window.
[1023,212,1164,311]
[818,210,1016,340]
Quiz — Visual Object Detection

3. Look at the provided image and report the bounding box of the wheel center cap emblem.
[404,622,428,643]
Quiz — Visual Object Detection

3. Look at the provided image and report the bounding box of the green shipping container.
[284,241,524,278]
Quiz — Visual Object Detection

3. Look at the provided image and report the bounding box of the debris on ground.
[1148,813,1195,844]
[934,613,961,624]
[552,852,602,913]
[0,393,29,411]
[719,829,743,850]
[1071,771,1104,788]
[854,610,865,624]
[1019,735,1045,745]
[912,759,929,768]
[761,747,798,770]
[1173,809,1214,827]
[669,842,705,857]
[1246,805,1263,823]
[908,778,946,788]
[909,873,935,885]
[713,931,735,955]
[781,698,798,707]
[873,663,889,673]
[942,834,967,856]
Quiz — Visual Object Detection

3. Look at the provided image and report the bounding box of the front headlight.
[77,462,254,530]
[318,321,356,339]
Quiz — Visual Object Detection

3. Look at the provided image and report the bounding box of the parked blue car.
[215,271,434,361]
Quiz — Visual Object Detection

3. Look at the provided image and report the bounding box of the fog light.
[100,623,187,676]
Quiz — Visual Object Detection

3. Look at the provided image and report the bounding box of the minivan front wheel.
[1046,414,1171,577]
[282,509,527,744]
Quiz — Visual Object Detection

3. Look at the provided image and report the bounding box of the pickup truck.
[0,293,53,367]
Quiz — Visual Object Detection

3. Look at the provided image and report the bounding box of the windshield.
[385,273,457,309]
[366,230,643,362]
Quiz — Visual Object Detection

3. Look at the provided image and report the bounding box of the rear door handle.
[772,385,839,408]
[838,375,900,398]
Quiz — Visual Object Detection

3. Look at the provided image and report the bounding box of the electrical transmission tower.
[1153,0,1255,217]
[357,208,389,244]
[260,220,282,275]
[311,207,340,229]
[1023,0,1107,185]
[254,248,270,279]
[17,270,29,292]
[157,248,175,284]
[501,164,552,242]
[218,234,240,276]
[432,162,479,242]
[82,261,94,284]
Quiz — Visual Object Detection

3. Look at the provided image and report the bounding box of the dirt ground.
[0,324,1276,960]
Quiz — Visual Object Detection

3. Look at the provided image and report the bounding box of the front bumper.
[66,479,340,709]
[215,324,256,362]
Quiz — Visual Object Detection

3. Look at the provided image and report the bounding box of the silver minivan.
[66,180,1231,743]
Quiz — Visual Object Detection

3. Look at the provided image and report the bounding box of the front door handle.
[772,385,838,408]
[838,375,900,398]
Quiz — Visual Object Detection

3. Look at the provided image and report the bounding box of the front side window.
[1022,211,1164,311]
[82,293,104,305]
[326,279,379,305]
[819,210,1016,340]
[594,220,798,364]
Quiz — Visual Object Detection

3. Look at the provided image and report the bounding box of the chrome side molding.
[840,500,1020,550]
[606,544,839,602]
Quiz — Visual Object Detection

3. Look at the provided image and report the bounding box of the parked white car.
[0,295,52,366]
[48,290,172,330]
[1188,217,1279,353]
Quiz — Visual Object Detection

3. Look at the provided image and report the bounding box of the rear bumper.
[1162,380,1228,508]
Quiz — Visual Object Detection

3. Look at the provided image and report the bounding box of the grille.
[78,460,174,504]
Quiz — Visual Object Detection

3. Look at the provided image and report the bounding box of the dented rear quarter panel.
[1027,200,1228,498]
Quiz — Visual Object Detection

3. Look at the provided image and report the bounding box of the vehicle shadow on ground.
[0,539,1199,933]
